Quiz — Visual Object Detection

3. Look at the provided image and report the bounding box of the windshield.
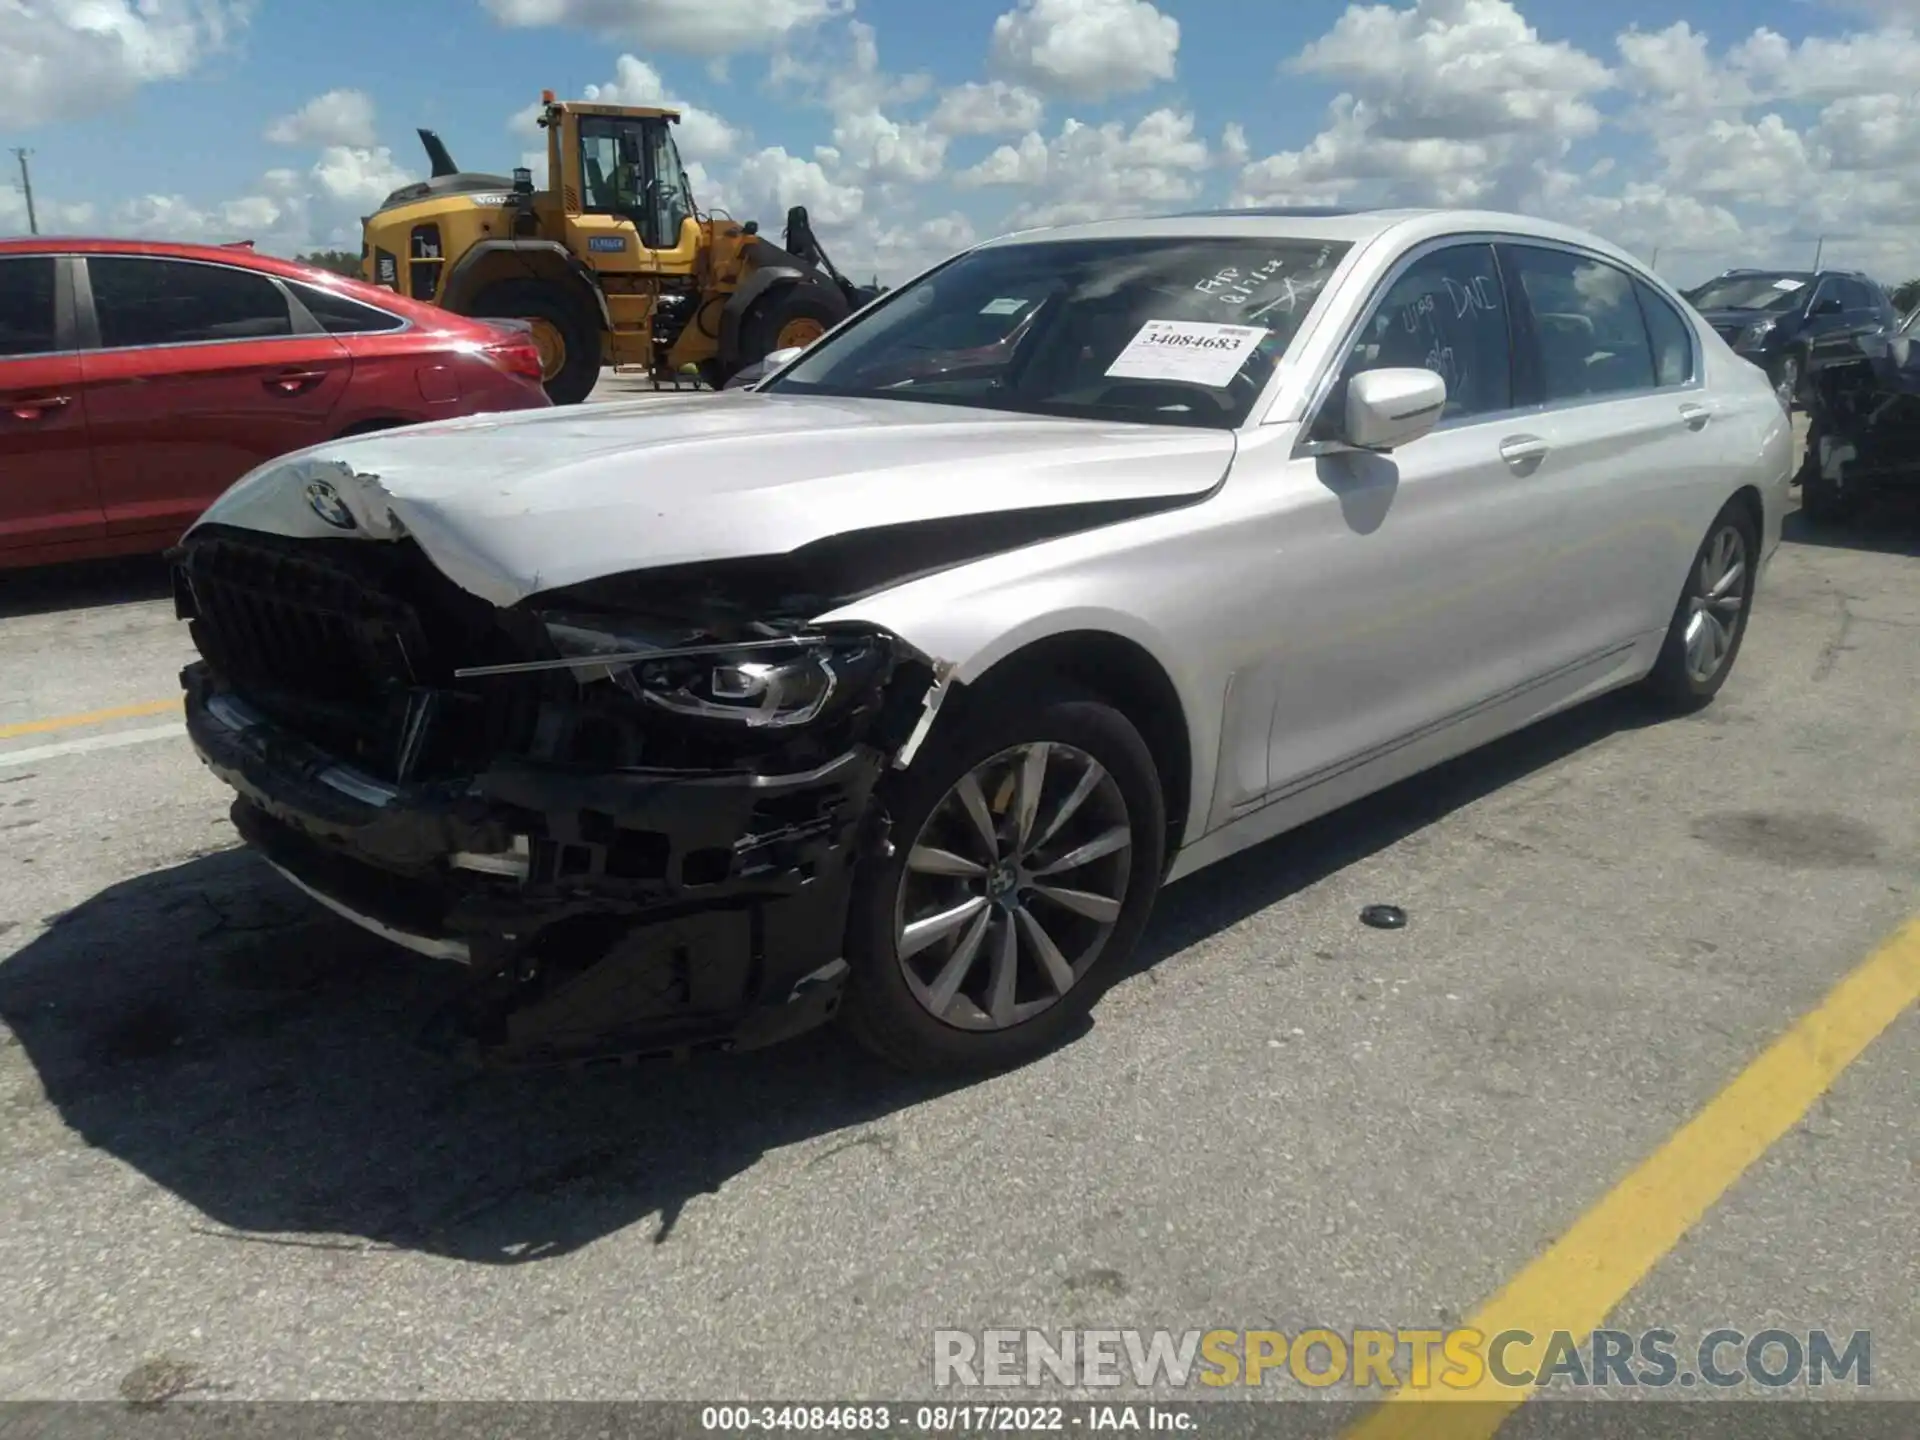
[764,235,1354,428]
[1686,274,1810,312]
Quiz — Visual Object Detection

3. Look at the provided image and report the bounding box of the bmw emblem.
[304,479,358,530]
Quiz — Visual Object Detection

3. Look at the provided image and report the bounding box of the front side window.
[1506,246,1655,402]
[88,257,292,349]
[0,256,58,358]
[1635,280,1695,388]
[579,117,643,214]
[648,126,694,247]
[765,235,1354,429]
[1321,242,1512,428]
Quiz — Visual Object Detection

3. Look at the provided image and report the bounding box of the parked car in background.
[0,238,550,570]
[1682,267,1898,409]
[169,207,1792,1076]
[1800,301,1920,520]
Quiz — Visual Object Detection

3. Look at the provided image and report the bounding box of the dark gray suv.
[1683,268,1898,409]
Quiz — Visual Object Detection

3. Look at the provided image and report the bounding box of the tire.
[740,287,841,368]
[839,685,1167,1075]
[1643,499,1761,712]
[467,280,601,406]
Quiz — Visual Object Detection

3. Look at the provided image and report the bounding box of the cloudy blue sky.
[6,0,1920,288]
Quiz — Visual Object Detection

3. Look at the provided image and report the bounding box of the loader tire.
[740,287,840,367]
[469,281,601,406]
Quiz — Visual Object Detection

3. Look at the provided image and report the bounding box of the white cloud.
[478,0,847,55]
[1235,1,1612,212]
[513,54,740,158]
[310,146,414,209]
[960,108,1210,228]
[731,146,865,227]
[929,80,1045,137]
[265,89,378,149]
[831,110,947,183]
[988,0,1179,102]
[0,0,250,126]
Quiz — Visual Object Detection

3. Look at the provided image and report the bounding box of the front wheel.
[840,687,1167,1074]
[1643,501,1759,712]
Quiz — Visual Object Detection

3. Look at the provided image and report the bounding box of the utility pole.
[1812,234,1825,270]
[10,148,36,235]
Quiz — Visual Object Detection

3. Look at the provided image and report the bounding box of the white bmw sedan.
[172,208,1793,1074]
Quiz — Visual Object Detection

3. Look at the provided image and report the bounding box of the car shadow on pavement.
[0,690,1663,1268]
[0,555,173,620]
[1781,492,1920,557]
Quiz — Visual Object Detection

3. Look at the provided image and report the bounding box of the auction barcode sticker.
[1105,319,1269,388]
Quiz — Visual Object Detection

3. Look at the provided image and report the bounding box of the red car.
[0,237,551,570]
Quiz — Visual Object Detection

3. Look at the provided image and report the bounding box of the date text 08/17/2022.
[699,1404,1193,1433]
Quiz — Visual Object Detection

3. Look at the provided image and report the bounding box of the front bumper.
[182,662,883,1067]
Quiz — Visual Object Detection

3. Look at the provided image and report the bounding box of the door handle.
[264,370,325,395]
[1498,434,1550,471]
[6,393,71,421]
[1679,403,1713,430]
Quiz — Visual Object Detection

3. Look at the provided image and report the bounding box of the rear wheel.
[1644,501,1759,712]
[840,686,1166,1075]
[467,280,601,406]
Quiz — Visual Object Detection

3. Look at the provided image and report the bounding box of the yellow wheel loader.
[358,92,882,404]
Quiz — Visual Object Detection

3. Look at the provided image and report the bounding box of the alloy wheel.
[893,742,1132,1031]
[1683,524,1749,684]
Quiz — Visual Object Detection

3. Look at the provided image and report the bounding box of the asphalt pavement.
[0,411,1914,1418]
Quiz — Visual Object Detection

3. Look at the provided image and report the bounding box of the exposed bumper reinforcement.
[183,661,882,1068]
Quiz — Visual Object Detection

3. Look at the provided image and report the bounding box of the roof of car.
[974,207,1649,270]
[0,235,345,282]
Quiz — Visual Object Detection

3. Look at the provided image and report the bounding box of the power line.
[9,148,36,236]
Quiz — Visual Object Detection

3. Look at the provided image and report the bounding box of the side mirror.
[1343,368,1447,451]
[721,346,809,391]
[1810,296,1843,316]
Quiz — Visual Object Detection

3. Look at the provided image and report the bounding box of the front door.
[1226,242,1595,815]
[0,254,103,561]
[78,255,353,542]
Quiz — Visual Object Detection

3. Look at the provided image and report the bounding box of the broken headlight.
[1736,318,1777,350]
[542,618,888,729]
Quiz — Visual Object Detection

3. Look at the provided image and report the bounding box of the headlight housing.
[540,617,889,730]
[1736,318,1776,350]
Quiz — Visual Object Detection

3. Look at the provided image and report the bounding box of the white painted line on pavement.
[0,723,187,770]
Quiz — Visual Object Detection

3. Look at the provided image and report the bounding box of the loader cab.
[554,105,700,268]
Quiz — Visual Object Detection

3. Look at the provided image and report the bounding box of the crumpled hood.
[192,391,1237,608]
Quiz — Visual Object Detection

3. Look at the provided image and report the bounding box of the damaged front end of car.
[1804,327,1920,510]
[171,526,951,1069]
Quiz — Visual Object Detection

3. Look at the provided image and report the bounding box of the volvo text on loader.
[359,92,882,403]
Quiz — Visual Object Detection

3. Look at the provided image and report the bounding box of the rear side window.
[0,256,58,357]
[1505,246,1655,402]
[1634,280,1695,388]
[1326,242,1512,425]
[289,280,407,335]
[88,257,293,349]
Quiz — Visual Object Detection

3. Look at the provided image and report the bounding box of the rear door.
[1496,242,1713,649]
[0,254,104,560]
[76,255,354,541]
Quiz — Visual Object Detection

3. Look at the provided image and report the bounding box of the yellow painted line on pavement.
[0,697,179,741]
[1343,913,1920,1440]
